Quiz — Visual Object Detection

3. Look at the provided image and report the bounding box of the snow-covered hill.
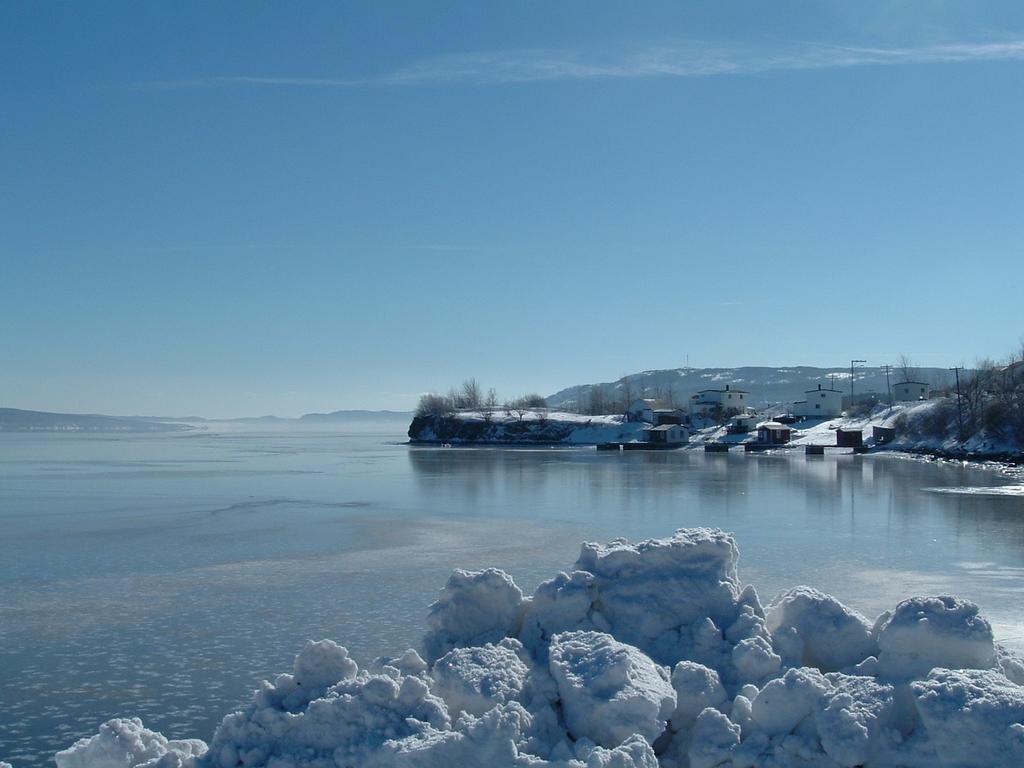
[547,366,958,412]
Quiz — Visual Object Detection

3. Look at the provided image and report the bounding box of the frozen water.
[3,429,1024,766]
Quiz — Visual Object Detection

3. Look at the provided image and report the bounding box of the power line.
[850,359,866,408]
[950,366,965,442]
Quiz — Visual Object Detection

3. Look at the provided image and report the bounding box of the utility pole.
[950,366,965,442]
[881,364,893,412]
[850,359,866,410]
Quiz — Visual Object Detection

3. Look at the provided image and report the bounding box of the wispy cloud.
[137,38,1024,90]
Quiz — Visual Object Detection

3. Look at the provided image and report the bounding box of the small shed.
[836,428,864,448]
[756,422,793,445]
[727,414,757,434]
[645,424,689,445]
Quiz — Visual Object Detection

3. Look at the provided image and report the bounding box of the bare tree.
[896,354,918,383]
[460,378,483,410]
[415,393,454,417]
[485,387,499,409]
[620,375,634,415]
[447,386,462,409]
[520,393,548,408]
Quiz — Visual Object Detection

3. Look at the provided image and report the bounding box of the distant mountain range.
[299,409,412,423]
[0,408,193,432]
[546,366,959,411]
[0,408,412,432]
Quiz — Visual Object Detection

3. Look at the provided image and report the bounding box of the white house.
[626,398,685,425]
[793,384,843,418]
[893,381,930,402]
[688,384,748,415]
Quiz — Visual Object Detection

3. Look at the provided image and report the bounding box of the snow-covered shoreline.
[408,403,1023,464]
[47,528,1024,768]
[407,410,649,445]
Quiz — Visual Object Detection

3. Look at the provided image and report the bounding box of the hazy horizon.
[1,362,976,420]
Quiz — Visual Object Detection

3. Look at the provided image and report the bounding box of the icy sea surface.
[1,428,1023,767]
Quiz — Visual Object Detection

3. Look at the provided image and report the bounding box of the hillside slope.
[547,366,958,411]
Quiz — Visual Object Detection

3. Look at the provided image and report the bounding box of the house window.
[815,404,820,409]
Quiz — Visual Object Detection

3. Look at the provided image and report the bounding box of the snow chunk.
[431,638,530,716]
[55,718,206,768]
[292,638,358,690]
[548,631,675,747]
[572,530,740,650]
[815,674,895,767]
[546,529,777,688]
[253,639,359,712]
[913,668,1024,767]
[997,645,1024,686]
[520,570,597,652]
[750,667,830,736]
[688,708,740,768]
[205,648,450,768]
[577,734,659,768]
[373,647,428,677]
[701,671,898,767]
[423,568,524,662]
[670,662,728,731]
[876,596,996,678]
[383,701,658,767]
[767,586,877,672]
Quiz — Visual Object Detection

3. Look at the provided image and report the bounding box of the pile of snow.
[55,719,206,768]
[41,529,1024,768]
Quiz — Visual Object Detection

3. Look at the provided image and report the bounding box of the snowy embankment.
[692,400,1023,461]
[49,529,1024,768]
[408,410,648,445]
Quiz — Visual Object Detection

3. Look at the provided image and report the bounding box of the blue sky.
[3,2,1023,417]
